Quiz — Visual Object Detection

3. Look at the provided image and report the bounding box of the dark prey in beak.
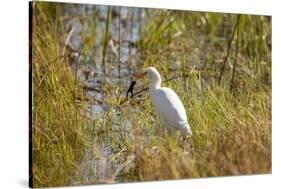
[126,80,137,98]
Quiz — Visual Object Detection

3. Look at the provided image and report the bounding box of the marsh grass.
[31,2,92,187]
[31,2,271,187]
[111,75,271,181]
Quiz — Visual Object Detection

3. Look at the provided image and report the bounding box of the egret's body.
[133,67,192,138]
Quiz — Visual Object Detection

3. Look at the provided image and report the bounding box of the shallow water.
[62,4,144,183]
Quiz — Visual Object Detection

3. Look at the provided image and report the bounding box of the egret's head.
[132,67,161,82]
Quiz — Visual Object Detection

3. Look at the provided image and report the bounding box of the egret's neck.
[149,77,161,93]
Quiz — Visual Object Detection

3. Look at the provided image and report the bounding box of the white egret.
[132,67,192,138]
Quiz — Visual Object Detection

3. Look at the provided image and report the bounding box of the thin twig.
[138,8,143,40]
[74,45,83,121]
[118,6,122,86]
[102,6,111,80]
[230,15,240,92]
[121,68,194,105]
[218,15,241,85]
[74,45,83,123]
[62,26,75,57]
[132,74,190,98]
[74,45,83,87]
[128,7,134,76]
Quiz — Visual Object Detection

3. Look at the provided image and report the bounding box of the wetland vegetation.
[30,1,271,187]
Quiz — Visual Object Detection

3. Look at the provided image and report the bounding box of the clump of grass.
[31,2,90,187]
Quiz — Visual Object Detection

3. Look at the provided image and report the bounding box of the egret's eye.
[144,71,148,75]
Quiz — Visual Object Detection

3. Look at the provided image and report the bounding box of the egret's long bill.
[132,71,147,80]
[126,71,146,98]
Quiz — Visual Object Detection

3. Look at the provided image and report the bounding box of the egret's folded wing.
[152,87,188,130]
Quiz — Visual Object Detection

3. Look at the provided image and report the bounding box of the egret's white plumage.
[133,67,192,138]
